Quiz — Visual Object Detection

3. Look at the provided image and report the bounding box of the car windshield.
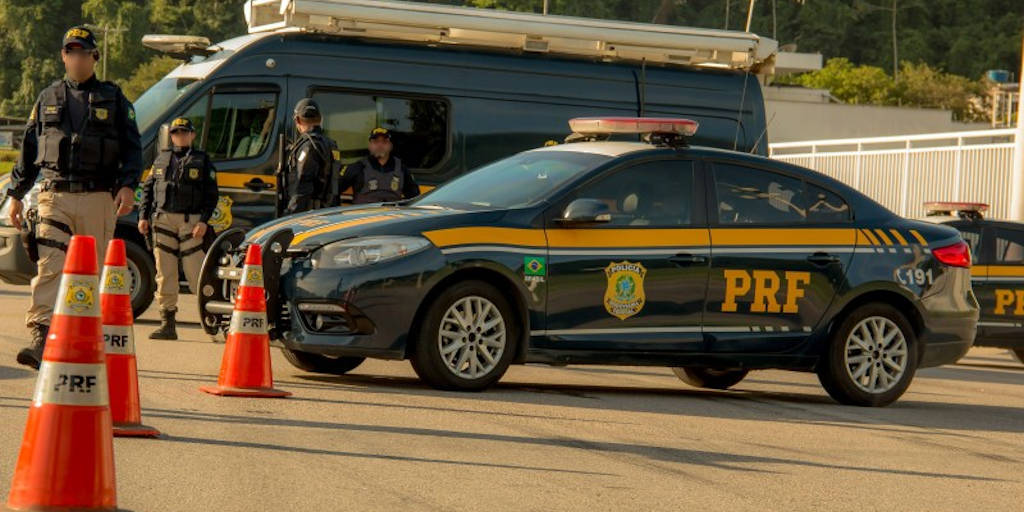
[133,76,201,134]
[412,150,610,209]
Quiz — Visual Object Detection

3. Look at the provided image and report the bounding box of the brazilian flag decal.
[524,256,546,276]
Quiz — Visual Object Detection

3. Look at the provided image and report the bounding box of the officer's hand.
[8,198,23,231]
[138,220,149,235]
[192,222,208,240]
[114,187,135,217]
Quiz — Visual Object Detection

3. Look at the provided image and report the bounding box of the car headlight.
[310,236,432,269]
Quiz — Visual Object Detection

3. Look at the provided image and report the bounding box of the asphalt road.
[0,283,1021,511]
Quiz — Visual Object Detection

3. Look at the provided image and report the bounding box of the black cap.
[369,127,391,140]
[169,117,195,133]
[293,98,321,120]
[62,26,97,50]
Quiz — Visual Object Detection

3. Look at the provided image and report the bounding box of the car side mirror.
[559,198,611,225]
[158,123,172,152]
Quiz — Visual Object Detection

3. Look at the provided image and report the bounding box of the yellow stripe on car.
[860,229,880,246]
[888,229,909,246]
[291,215,399,245]
[424,227,547,248]
[908,229,928,246]
[710,228,856,246]
[873,228,893,246]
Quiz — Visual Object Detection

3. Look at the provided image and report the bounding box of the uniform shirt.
[139,147,219,223]
[285,125,333,214]
[9,75,142,200]
[336,155,420,204]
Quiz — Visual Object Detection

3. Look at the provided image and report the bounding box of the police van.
[200,117,978,407]
[0,0,777,316]
[923,202,1024,364]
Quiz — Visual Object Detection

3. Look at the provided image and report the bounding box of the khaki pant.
[152,212,205,311]
[27,190,115,327]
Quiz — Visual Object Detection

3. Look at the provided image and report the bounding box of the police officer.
[138,117,218,340]
[284,98,335,214]
[336,128,420,204]
[7,26,142,369]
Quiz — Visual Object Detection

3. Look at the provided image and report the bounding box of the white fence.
[769,129,1016,220]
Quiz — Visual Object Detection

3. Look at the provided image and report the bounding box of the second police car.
[198,118,978,407]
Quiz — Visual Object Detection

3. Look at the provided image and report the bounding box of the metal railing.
[770,129,1016,219]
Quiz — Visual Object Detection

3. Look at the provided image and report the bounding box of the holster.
[21,219,39,263]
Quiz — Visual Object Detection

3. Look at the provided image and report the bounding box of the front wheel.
[671,367,749,390]
[280,348,366,375]
[125,240,156,319]
[817,303,918,407]
[410,280,517,391]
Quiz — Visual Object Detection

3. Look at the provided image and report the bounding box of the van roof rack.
[244,0,778,73]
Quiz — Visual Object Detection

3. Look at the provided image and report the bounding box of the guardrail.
[770,129,1016,219]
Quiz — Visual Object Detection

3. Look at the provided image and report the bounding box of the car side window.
[571,160,694,227]
[806,183,851,222]
[992,227,1024,264]
[950,224,982,261]
[714,164,805,225]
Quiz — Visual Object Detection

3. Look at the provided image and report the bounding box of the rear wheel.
[125,240,155,319]
[817,303,918,407]
[671,367,749,390]
[280,348,365,375]
[410,280,517,391]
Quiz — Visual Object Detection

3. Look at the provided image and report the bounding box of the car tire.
[1011,349,1024,365]
[280,348,366,375]
[410,280,517,391]
[817,303,918,407]
[125,240,156,319]
[671,367,749,390]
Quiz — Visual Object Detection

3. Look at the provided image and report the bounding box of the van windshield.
[133,76,200,134]
[412,150,609,210]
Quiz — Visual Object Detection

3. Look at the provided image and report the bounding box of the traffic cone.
[5,235,117,511]
[199,244,290,398]
[101,239,160,438]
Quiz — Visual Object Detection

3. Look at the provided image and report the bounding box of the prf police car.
[923,202,1024,364]
[199,118,978,407]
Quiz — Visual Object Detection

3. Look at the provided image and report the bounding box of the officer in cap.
[283,98,336,214]
[335,128,420,205]
[7,25,142,369]
[138,117,218,340]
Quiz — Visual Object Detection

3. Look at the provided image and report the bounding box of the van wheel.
[817,303,918,407]
[280,348,365,375]
[410,280,517,391]
[125,240,156,319]
[671,367,749,390]
[1011,349,1024,365]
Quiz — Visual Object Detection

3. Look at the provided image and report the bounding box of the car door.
[703,161,855,353]
[539,157,710,352]
[174,82,284,231]
[973,224,1024,340]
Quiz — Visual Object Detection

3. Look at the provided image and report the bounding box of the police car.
[923,202,1024,364]
[198,118,978,407]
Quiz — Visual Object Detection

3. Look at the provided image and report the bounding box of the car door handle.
[669,253,708,266]
[807,252,841,266]
[244,178,274,191]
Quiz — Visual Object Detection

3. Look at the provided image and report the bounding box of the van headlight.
[311,236,432,269]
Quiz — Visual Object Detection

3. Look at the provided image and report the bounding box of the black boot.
[16,324,48,370]
[149,308,178,340]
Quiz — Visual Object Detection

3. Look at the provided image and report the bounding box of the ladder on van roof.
[244,0,779,74]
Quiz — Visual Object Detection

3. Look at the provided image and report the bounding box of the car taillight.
[932,241,971,268]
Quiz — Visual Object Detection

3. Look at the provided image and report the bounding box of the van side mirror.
[559,198,611,225]
[158,123,171,152]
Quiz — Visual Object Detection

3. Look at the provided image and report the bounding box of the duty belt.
[43,180,111,194]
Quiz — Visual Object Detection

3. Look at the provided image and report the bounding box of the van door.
[174,82,283,231]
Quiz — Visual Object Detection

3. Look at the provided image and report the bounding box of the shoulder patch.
[339,165,347,177]
[128,106,136,121]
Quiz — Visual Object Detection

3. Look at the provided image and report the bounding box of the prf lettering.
[993,289,1024,315]
[722,269,811,313]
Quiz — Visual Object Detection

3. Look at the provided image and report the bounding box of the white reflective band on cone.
[33,361,110,407]
[100,266,130,295]
[229,309,268,335]
[240,264,264,288]
[53,273,100,318]
[102,324,136,355]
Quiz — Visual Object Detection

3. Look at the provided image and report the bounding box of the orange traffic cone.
[5,235,117,511]
[101,239,160,438]
[200,244,290,398]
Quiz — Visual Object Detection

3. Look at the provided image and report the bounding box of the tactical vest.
[356,157,404,204]
[288,131,334,208]
[34,80,121,179]
[150,149,212,214]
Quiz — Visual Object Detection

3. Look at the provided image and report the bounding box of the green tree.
[120,55,179,101]
[778,57,895,105]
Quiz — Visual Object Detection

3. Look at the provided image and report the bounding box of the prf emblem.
[244,267,263,287]
[64,280,95,314]
[188,168,200,179]
[94,108,108,121]
[103,269,127,293]
[208,195,233,233]
[390,176,401,192]
[722,269,811,313]
[604,261,646,320]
